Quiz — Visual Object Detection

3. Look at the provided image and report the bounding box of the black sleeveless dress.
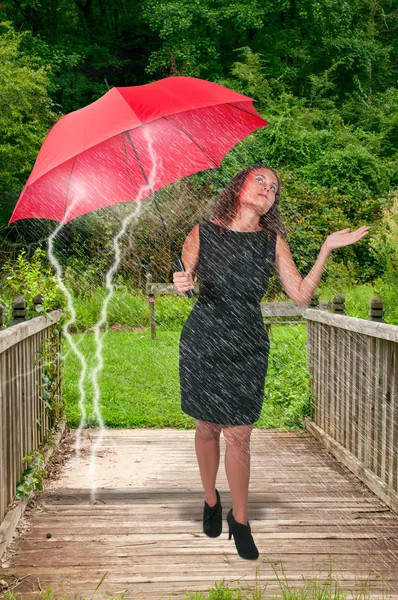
[179,220,277,426]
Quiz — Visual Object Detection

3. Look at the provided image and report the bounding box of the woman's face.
[238,168,279,216]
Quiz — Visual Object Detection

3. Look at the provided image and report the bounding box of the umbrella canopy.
[9,76,268,224]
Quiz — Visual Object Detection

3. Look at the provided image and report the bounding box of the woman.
[173,164,369,560]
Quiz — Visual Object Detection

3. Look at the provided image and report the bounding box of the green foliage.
[369,192,398,283]
[16,448,46,500]
[0,247,65,319]
[62,329,191,428]
[373,278,398,325]
[0,3,397,290]
[64,286,193,332]
[142,0,396,101]
[0,21,57,207]
[37,327,64,424]
[154,294,194,329]
[182,562,355,598]
[2,0,396,104]
[62,299,395,432]
[257,325,311,431]
[214,49,396,286]
[67,286,149,331]
[57,267,398,336]
[0,0,158,111]
[298,145,390,200]
[63,262,111,299]
[367,192,398,324]
[16,30,87,110]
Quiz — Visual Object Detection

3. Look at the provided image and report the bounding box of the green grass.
[257,325,311,430]
[317,280,398,324]
[61,324,311,431]
[67,287,193,332]
[60,278,398,334]
[60,278,398,430]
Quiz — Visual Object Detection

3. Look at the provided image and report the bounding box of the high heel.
[226,508,259,560]
[203,488,222,537]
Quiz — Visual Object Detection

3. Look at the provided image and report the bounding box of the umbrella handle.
[174,255,196,299]
[148,192,195,299]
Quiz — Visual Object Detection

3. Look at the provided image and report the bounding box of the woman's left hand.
[324,225,370,252]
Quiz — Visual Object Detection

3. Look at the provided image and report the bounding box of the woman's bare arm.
[173,224,200,295]
[274,234,331,307]
[274,225,369,307]
[181,223,200,274]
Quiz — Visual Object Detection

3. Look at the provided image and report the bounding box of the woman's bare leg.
[195,420,222,506]
[223,424,253,524]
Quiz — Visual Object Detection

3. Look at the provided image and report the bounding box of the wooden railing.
[304,306,398,514]
[0,307,62,524]
[260,298,330,336]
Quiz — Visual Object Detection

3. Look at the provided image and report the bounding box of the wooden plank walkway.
[1,428,398,600]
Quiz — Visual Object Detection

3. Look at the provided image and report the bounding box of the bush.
[297,145,390,206]
[0,247,65,321]
[373,278,398,325]
[369,192,398,284]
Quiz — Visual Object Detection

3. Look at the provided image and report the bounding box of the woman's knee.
[223,424,253,449]
[195,420,222,441]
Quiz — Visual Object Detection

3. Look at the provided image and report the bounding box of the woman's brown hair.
[210,165,287,240]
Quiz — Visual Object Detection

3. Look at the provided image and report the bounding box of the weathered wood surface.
[0,310,62,355]
[304,308,398,342]
[260,301,329,318]
[305,312,398,516]
[1,429,398,599]
[0,310,63,525]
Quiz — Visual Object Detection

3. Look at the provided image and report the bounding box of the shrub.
[369,192,398,284]
[0,247,65,319]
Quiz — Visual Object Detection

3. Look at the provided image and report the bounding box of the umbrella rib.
[125,130,152,191]
[124,130,180,260]
[162,117,219,167]
[63,156,77,223]
[226,102,268,123]
[122,132,139,192]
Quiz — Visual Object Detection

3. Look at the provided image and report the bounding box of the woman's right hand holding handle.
[173,271,195,296]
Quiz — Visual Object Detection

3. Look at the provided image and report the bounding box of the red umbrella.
[10,76,267,224]
[9,76,268,296]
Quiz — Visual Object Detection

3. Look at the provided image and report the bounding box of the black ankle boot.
[203,489,222,537]
[226,508,259,560]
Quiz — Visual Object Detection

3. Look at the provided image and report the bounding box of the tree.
[0,21,58,228]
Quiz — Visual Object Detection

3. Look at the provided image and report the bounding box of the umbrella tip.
[104,78,110,91]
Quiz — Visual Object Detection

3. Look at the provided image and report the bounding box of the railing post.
[0,305,5,329]
[9,295,27,326]
[146,273,156,340]
[32,293,44,315]
[309,292,319,308]
[331,294,345,315]
[369,297,385,323]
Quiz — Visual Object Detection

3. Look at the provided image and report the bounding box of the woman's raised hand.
[173,271,195,295]
[324,225,370,252]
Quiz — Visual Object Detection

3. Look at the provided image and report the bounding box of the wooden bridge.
[0,294,397,599]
